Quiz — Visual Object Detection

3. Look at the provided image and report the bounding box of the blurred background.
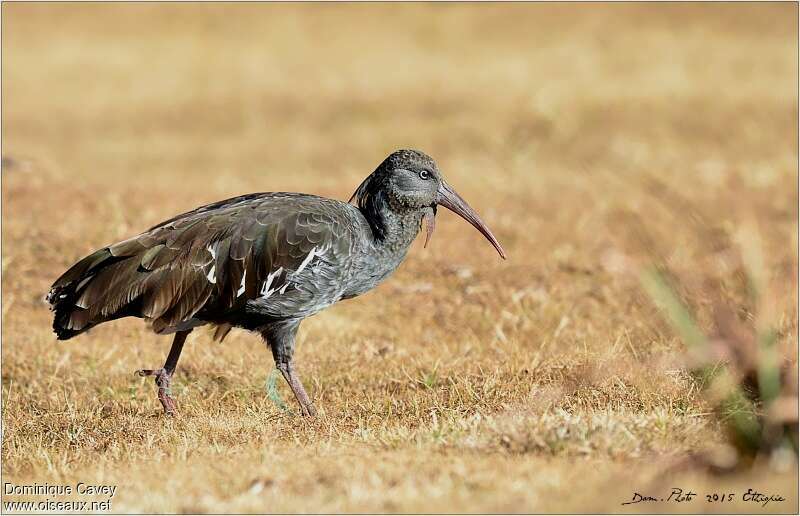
[2,3,797,513]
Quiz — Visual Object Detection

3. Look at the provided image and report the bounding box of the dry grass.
[2,3,798,513]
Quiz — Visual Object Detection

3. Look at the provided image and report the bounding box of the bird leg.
[276,361,317,417]
[135,329,190,416]
[262,320,317,417]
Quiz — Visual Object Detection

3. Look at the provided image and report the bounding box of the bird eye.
[419,170,430,180]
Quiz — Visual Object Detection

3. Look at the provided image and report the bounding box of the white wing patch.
[237,270,247,297]
[295,246,327,274]
[205,244,218,284]
[295,246,318,274]
[253,247,327,300]
[259,267,284,299]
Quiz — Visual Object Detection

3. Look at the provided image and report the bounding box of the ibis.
[47,150,506,416]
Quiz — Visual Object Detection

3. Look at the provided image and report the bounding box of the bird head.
[350,149,506,259]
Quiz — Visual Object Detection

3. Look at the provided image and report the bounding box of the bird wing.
[51,193,359,336]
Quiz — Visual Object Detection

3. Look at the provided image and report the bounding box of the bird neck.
[361,191,423,256]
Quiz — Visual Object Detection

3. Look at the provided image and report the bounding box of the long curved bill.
[436,182,507,259]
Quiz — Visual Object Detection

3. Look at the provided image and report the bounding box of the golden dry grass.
[2,3,798,513]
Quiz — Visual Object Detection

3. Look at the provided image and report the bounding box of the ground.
[2,3,798,513]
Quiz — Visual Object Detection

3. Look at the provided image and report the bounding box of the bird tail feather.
[47,248,127,340]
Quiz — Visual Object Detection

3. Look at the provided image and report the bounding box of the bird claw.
[135,368,163,377]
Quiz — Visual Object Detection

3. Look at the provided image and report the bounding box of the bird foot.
[135,368,177,416]
[299,402,317,418]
